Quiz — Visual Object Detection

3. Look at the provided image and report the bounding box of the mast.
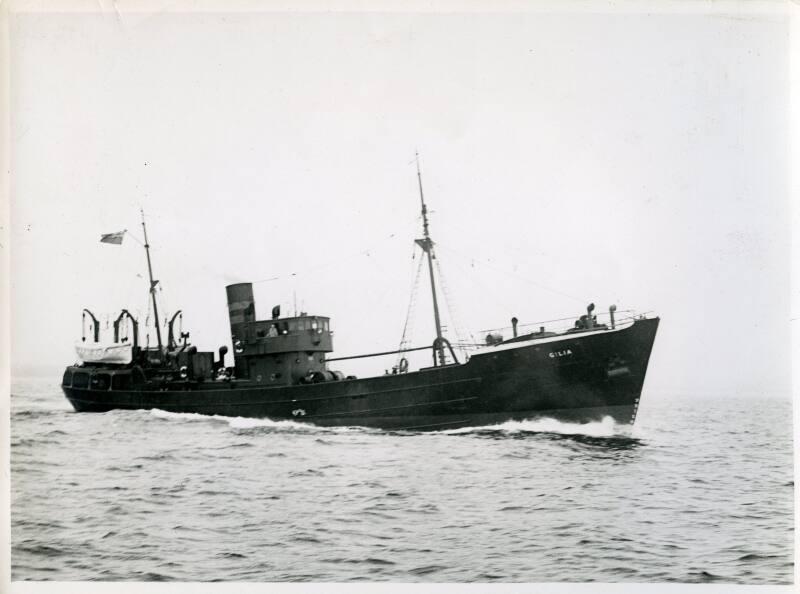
[414,152,446,366]
[140,208,163,350]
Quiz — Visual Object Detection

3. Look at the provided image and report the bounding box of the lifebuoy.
[179,365,188,379]
[399,357,409,374]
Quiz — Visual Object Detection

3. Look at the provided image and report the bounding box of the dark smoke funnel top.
[226,283,256,326]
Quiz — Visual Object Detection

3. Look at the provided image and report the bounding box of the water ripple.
[10,379,794,583]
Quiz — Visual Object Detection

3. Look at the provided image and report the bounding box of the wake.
[147,409,632,438]
[148,408,374,434]
[440,416,629,438]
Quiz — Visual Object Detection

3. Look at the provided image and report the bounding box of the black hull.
[63,318,659,431]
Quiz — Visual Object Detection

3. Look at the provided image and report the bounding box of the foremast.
[414,153,446,366]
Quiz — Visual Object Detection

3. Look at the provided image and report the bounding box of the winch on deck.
[226,283,344,385]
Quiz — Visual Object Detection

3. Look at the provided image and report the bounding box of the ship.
[62,159,659,431]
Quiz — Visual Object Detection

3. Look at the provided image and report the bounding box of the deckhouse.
[225,282,336,385]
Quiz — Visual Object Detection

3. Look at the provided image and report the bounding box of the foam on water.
[148,408,377,434]
[11,381,795,584]
[149,408,321,431]
[149,409,221,423]
[148,408,632,438]
[149,408,632,439]
[226,416,319,430]
[441,415,626,437]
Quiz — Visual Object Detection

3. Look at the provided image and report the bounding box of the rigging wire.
[437,217,551,265]
[434,256,475,360]
[157,283,170,343]
[145,294,152,349]
[435,242,589,305]
[396,253,425,367]
[122,233,152,337]
[477,309,641,335]
[245,217,419,285]
[123,229,145,246]
[438,245,517,316]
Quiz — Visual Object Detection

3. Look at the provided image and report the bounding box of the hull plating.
[63,318,659,430]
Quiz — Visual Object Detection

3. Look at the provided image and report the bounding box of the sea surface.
[10,377,794,583]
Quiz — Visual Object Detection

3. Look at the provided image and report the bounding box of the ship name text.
[549,349,573,358]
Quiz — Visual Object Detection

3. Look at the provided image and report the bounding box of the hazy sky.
[9,3,792,399]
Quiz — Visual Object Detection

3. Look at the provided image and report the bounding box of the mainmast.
[414,152,446,366]
[140,208,163,350]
